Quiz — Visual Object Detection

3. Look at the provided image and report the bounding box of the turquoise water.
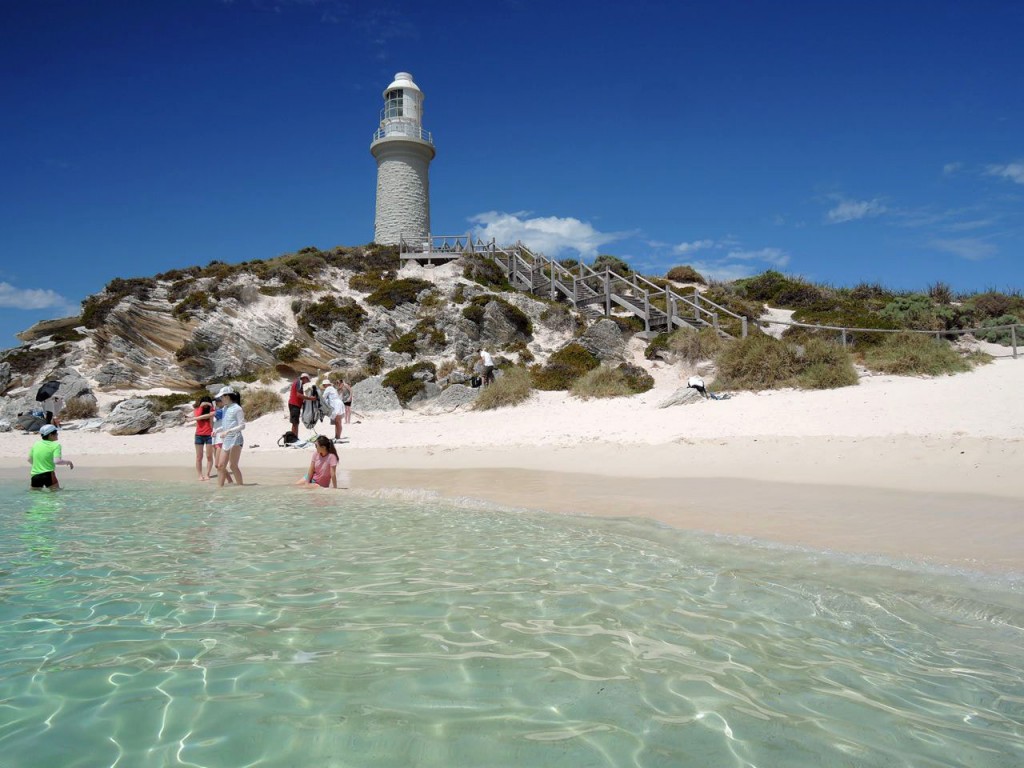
[1,482,1022,768]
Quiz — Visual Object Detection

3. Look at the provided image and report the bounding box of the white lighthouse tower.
[370,72,435,246]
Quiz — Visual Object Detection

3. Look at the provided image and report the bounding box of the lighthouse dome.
[383,72,422,96]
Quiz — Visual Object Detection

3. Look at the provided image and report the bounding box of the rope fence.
[757,318,1020,359]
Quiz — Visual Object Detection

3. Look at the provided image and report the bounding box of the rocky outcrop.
[103,398,158,435]
[576,319,627,362]
[658,387,705,408]
[350,376,402,412]
[422,383,478,413]
[0,362,10,394]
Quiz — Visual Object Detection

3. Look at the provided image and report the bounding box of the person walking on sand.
[215,389,245,487]
[287,373,314,438]
[296,435,340,489]
[479,348,495,386]
[686,375,719,400]
[28,424,74,491]
[192,395,215,480]
[320,377,344,441]
[43,394,63,427]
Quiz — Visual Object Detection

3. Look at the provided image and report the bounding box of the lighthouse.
[370,72,435,246]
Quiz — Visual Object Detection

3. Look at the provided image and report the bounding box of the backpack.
[301,385,324,429]
[278,430,299,447]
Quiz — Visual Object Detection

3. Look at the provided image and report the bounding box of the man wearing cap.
[28,424,74,490]
[287,373,315,437]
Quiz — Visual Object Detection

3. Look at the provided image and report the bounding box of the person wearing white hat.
[29,423,75,491]
[214,390,245,488]
[211,387,235,483]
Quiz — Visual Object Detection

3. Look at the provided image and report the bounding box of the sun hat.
[215,386,234,398]
[40,424,58,437]
[299,372,311,380]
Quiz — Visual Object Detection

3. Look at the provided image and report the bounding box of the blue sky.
[2,0,1022,344]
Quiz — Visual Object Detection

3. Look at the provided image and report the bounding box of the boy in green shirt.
[29,424,74,490]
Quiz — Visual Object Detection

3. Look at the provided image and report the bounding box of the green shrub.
[974,315,1022,345]
[645,332,671,360]
[668,326,728,364]
[145,393,195,411]
[967,291,1024,322]
[460,295,533,338]
[666,265,706,284]
[241,387,283,420]
[592,254,632,277]
[175,336,214,362]
[382,361,436,406]
[473,366,533,410]
[365,351,384,375]
[860,333,973,375]
[348,270,391,293]
[80,295,121,328]
[61,395,98,420]
[389,331,418,356]
[611,315,645,335]
[737,270,832,309]
[276,340,302,363]
[366,277,434,309]
[173,291,214,320]
[928,281,954,305]
[452,284,467,304]
[462,253,512,290]
[297,294,368,334]
[570,366,632,399]
[714,334,857,391]
[617,362,655,393]
[2,345,60,374]
[324,243,399,273]
[879,294,955,331]
[531,343,601,390]
[504,339,535,364]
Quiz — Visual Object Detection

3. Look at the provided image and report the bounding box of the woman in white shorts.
[320,378,343,441]
[215,389,245,487]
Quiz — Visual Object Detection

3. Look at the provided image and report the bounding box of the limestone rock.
[95,361,136,388]
[0,419,10,432]
[422,383,479,413]
[0,361,10,394]
[351,376,401,412]
[576,319,627,362]
[408,381,442,406]
[103,398,158,435]
[658,387,705,408]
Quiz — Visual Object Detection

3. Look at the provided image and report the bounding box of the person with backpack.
[28,424,74,491]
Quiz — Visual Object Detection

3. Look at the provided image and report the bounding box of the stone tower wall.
[372,140,433,245]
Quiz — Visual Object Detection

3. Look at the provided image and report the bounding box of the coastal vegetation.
[472,366,533,410]
[382,361,437,406]
[571,363,655,399]
[531,343,601,390]
[241,387,284,420]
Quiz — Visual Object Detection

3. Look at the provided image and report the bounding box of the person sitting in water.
[296,435,339,489]
[28,424,74,491]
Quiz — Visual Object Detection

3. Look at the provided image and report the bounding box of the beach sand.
[2,355,1021,572]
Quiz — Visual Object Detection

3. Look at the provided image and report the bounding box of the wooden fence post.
[1013,325,1018,359]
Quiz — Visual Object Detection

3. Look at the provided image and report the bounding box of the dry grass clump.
[668,327,728,364]
[860,333,973,375]
[714,334,857,391]
[241,387,283,419]
[61,395,99,420]
[666,265,706,284]
[473,366,533,410]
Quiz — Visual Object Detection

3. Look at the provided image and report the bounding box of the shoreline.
[3,436,1022,573]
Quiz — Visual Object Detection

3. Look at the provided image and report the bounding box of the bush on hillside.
[298,294,368,334]
[713,334,857,391]
[61,395,98,420]
[592,254,632,277]
[879,294,957,331]
[382,361,436,406]
[967,291,1024,322]
[666,265,706,284]
[462,253,512,291]
[531,343,601,390]
[145,393,195,411]
[173,291,215,320]
[860,333,973,375]
[974,314,1022,345]
[668,326,728,364]
[366,277,434,309]
[473,366,533,410]
[241,387,283,420]
[570,365,634,399]
[737,270,831,308]
[276,340,303,363]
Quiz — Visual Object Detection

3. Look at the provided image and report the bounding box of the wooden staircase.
[399,234,748,338]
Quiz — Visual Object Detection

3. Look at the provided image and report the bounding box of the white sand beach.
[2,356,1022,572]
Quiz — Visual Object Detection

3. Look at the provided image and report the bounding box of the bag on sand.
[470,376,482,388]
[278,431,299,447]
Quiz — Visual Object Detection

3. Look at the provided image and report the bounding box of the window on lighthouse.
[384,90,404,119]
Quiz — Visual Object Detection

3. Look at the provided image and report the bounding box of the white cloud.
[673,239,715,255]
[942,162,963,176]
[826,198,887,224]
[986,162,1024,184]
[0,282,71,310]
[468,211,625,258]
[725,247,790,266]
[689,246,792,282]
[930,238,997,261]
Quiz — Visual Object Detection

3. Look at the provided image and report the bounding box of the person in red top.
[192,395,215,480]
[288,373,312,437]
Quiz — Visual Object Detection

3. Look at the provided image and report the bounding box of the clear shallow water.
[1,481,1022,768]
